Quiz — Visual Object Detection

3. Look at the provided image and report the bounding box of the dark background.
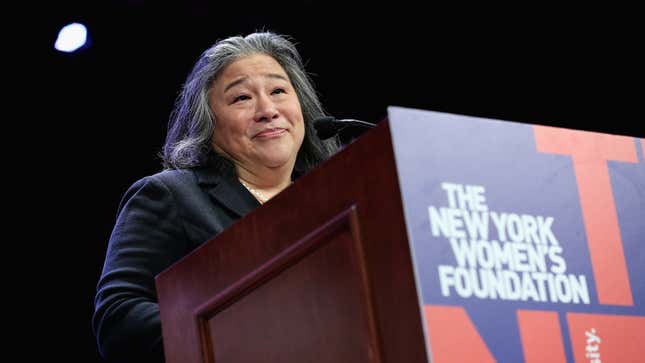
[38,1,641,361]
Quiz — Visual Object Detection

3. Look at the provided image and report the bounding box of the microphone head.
[313,116,340,140]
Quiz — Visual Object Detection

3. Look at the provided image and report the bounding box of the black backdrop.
[39,2,641,361]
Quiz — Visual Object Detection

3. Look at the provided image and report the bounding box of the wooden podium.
[155,120,428,362]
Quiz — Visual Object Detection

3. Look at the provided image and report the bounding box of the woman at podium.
[92,31,339,362]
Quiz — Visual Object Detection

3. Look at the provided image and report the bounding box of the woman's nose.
[254,94,278,122]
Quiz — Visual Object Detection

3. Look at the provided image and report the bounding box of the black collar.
[193,158,259,217]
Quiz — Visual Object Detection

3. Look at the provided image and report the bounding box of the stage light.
[55,22,88,53]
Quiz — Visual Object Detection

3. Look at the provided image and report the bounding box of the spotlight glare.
[55,22,88,53]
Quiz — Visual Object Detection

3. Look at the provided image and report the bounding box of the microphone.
[313,116,376,141]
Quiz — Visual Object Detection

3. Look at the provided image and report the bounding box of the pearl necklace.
[239,179,268,204]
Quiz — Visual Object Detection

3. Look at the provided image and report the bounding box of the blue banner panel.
[388,106,645,363]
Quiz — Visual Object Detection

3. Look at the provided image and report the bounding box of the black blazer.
[93,165,259,363]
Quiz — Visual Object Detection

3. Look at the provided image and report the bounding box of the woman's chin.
[261,158,291,169]
[253,145,298,168]
[254,152,295,169]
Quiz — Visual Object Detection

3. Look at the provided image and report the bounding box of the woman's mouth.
[255,128,287,139]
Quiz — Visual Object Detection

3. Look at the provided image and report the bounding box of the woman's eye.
[272,88,286,95]
[233,95,250,103]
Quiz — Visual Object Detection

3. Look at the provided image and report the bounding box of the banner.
[389,106,645,363]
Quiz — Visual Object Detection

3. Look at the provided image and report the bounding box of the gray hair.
[161,31,339,174]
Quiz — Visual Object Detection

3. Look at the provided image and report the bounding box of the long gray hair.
[161,32,339,175]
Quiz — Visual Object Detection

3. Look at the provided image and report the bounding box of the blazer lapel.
[194,166,259,218]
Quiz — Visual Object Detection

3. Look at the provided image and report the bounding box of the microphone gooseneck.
[313,116,376,141]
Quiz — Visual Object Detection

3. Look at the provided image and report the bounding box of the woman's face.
[208,54,305,174]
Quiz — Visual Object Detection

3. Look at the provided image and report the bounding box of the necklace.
[239,179,268,204]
